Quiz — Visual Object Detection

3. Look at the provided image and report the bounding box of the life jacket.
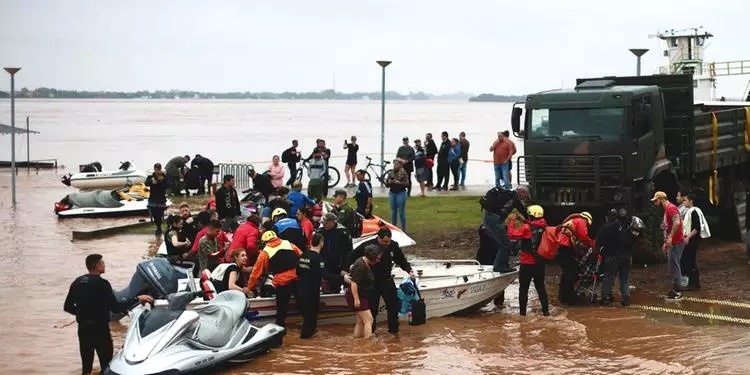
[263,239,301,275]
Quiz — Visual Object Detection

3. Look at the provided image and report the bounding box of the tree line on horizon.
[0,87,523,102]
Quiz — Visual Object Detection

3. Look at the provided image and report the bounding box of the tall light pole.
[376,60,391,178]
[4,67,21,207]
[629,49,649,76]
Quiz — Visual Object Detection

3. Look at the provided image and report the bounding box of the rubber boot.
[621,294,630,307]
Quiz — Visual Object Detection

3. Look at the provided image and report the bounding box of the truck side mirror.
[511,107,523,133]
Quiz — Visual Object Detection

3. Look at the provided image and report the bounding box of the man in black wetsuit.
[348,227,413,334]
[64,254,153,375]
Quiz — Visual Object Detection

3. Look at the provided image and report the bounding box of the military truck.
[510,74,749,260]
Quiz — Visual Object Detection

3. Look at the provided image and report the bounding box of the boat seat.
[193,290,247,347]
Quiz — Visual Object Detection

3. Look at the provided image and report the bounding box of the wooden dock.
[0,159,59,169]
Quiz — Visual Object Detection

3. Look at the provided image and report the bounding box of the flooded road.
[2,171,750,374]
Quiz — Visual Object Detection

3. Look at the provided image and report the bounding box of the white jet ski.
[61,161,148,190]
[105,290,285,375]
[54,184,170,218]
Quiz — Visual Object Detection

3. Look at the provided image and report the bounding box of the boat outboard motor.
[111,258,192,320]
[79,161,103,173]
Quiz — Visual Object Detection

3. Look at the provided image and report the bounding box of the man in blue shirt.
[287,181,315,217]
[354,170,373,218]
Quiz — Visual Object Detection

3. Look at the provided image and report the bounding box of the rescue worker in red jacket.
[556,211,594,305]
[507,204,550,316]
[248,231,302,331]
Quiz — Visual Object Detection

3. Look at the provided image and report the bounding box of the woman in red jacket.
[508,205,550,316]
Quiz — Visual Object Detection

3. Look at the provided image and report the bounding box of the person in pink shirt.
[651,191,685,300]
[268,155,285,189]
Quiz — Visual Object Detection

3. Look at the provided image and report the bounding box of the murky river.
[1,100,749,374]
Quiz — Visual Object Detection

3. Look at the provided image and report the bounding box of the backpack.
[535,226,563,261]
[479,187,516,217]
[210,263,232,282]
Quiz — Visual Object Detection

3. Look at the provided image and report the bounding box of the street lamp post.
[4,67,21,207]
[629,49,649,76]
[376,60,391,179]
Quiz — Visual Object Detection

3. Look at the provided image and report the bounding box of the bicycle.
[294,160,341,188]
[362,156,392,184]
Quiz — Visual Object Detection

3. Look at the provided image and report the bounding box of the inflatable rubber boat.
[61,161,148,190]
[54,184,170,218]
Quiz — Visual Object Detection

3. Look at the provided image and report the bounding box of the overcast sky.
[1,0,748,97]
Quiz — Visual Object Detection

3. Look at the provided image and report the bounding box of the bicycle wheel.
[363,171,372,181]
[326,166,341,188]
[295,163,306,182]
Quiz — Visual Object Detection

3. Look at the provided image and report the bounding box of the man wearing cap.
[354,170,373,218]
[332,189,356,232]
[396,136,416,196]
[652,191,685,300]
[317,212,353,293]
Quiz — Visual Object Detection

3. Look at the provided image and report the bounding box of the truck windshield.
[528,107,625,140]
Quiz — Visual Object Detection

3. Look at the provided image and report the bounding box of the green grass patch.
[118,195,484,241]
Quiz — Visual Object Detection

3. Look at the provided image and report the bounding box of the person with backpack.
[480,186,530,273]
[282,140,301,187]
[557,211,595,305]
[598,210,644,307]
[507,204,550,316]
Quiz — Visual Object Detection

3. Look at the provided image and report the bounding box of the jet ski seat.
[193,290,248,348]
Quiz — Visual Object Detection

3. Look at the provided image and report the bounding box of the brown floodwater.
[2,170,750,374]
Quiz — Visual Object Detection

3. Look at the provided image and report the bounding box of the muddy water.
[2,172,750,374]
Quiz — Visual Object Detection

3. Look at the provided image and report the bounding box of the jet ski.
[105,290,285,375]
[54,184,171,218]
[61,161,147,190]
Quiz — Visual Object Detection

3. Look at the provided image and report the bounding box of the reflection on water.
[1,172,750,374]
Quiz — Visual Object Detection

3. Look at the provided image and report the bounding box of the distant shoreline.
[0,88,480,101]
[468,93,525,102]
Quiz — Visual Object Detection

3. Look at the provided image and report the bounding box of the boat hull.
[162,269,517,325]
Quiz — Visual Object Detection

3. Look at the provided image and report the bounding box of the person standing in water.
[64,254,153,375]
[344,135,359,187]
[346,244,382,339]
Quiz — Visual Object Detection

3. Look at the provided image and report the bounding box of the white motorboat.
[114,259,516,325]
[61,161,148,190]
[55,184,171,218]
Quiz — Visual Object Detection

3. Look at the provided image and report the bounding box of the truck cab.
[512,74,749,246]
